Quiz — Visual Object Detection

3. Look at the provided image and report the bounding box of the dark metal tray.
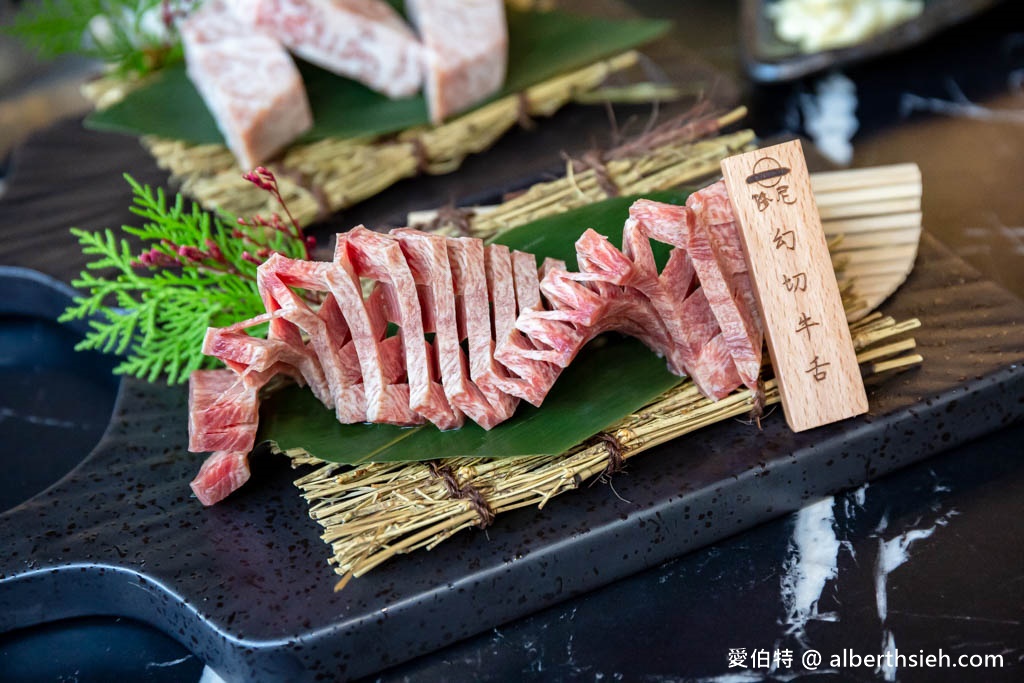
[740,0,1004,82]
[1,231,1023,681]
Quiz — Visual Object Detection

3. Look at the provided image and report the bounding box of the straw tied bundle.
[85,48,677,227]
[278,122,924,588]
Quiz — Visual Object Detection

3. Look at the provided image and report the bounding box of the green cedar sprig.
[4,0,184,75]
[59,172,315,384]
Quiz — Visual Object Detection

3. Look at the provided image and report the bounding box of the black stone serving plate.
[1,229,1023,681]
[0,267,121,513]
[740,0,1005,82]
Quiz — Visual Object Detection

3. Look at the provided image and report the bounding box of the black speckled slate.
[1,231,1022,682]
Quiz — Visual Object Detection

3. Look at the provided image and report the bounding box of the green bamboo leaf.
[491,188,689,269]
[260,336,679,462]
[256,190,693,463]
[84,8,670,144]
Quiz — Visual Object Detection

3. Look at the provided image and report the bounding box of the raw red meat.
[188,186,765,504]
[684,182,763,390]
[227,0,423,98]
[180,0,312,169]
[406,0,507,123]
[448,237,518,427]
[190,449,252,506]
[393,229,470,428]
[332,231,425,426]
[188,369,261,453]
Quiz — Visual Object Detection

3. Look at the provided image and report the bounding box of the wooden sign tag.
[721,140,867,432]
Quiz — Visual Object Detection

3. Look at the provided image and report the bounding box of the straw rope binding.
[293,310,922,588]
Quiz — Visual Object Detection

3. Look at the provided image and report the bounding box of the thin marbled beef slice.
[684,183,763,390]
[180,0,312,169]
[485,244,564,409]
[485,244,518,352]
[188,369,261,453]
[257,255,373,423]
[190,328,307,455]
[314,294,363,387]
[330,233,423,426]
[572,229,675,353]
[257,260,337,408]
[190,449,251,506]
[228,0,422,98]
[492,250,561,405]
[448,237,517,427]
[346,228,458,429]
[624,201,744,398]
[619,215,695,376]
[406,0,507,123]
[393,229,472,429]
[629,196,759,386]
[509,228,700,397]
[516,265,605,365]
[201,312,293,372]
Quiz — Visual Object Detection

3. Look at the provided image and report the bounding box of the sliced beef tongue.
[257,260,334,408]
[346,229,459,429]
[620,213,700,376]
[188,369,262,454]
[188,187,767,504]
[504,201,752,403]
[484,245,518,364]
[625,199,745,399]
[626,191,761,393]
[485,244,558,408]
[188,367,279,506]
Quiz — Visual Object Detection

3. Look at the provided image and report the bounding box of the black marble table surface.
[1,1,1022,681]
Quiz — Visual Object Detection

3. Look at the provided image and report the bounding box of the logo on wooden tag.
[721,140,868,432]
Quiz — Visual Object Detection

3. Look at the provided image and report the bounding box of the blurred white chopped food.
[767,0,924,53]
[801,71,858,165]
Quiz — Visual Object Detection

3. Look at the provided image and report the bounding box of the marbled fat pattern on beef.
[190,449,252,506]
[347,229,459,428]
[188,186,765,504]
[684,181,763,390]
[226,0,422,98]
[180,0,312,170]
[448,238,518,428]
[392,229,469,428]
[406,0,507,123]
[188,367,285,505]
